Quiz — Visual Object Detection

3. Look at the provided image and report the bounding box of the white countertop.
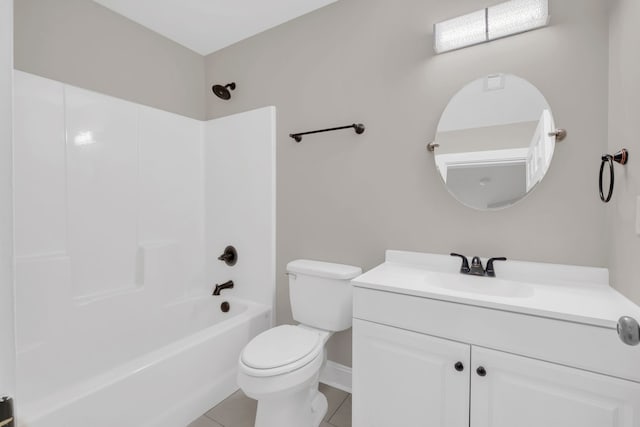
[352,250,640,329]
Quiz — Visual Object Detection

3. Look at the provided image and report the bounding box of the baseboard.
[319,360,352,394]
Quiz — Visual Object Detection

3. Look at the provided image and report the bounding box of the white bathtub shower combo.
[12,71,276,427]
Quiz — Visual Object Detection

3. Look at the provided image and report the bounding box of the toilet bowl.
[237,260,362,427]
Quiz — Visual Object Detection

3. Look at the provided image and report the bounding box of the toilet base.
[311,389,328,426]
[254,384,327,427]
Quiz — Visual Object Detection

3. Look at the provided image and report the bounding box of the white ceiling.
[93,0,339,56]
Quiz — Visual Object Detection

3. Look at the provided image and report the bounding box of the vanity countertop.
[352,250,640,330]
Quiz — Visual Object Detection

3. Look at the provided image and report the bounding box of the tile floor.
[188,383,351,427]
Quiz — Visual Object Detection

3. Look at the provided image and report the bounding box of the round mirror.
[433,74,558,210]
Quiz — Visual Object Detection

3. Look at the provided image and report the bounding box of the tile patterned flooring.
[188,383,351,427]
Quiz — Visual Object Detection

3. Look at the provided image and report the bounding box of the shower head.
[212,82,236,100]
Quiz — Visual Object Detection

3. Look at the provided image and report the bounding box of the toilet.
[237,259,362,427]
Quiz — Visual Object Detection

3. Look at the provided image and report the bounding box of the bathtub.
[17,295,271,427]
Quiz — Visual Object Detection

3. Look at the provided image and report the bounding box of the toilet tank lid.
[287,259,362,280]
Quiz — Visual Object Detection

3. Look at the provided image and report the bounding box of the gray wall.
[205,0,611,366]
[1,0,15,395]
[14,0,206,120]
[13,0,624,369]
[608,0,640,305]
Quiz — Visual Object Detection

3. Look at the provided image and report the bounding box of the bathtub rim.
[18,296,270,424]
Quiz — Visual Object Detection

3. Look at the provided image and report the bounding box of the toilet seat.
[240,325,324,377]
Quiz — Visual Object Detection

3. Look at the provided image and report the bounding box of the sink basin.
[425,272,535,299]
[352,251,630,329]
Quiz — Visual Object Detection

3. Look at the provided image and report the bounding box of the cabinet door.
[471,346,640,427]
[352,319,470,427]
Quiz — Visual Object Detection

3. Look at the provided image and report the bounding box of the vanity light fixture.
[434,0,549,54]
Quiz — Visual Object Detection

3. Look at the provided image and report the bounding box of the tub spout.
[213,280,234,296]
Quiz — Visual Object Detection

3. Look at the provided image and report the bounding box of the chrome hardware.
[548,129,567,141]
[427,142,440,152]
[617,316,640,346]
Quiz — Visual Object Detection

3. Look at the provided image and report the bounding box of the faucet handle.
[450,253,470,274]
[486,257,507,277]
[217,246,237,266]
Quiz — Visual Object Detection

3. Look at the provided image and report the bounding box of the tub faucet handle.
[217,246,237,266]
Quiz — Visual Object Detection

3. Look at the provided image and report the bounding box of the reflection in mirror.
[434,74,556,210]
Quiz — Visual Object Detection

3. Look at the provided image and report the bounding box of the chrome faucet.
[451,253,507,277]
[212,280,234,296]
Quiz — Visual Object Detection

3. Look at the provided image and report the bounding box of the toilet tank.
[287,260,362,332]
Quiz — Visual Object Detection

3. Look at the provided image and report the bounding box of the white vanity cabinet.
[354,317,640,427]
[352,319,470,427]
[471,346,640,427]
[352,251,640,427]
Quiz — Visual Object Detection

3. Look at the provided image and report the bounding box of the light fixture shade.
[434,9,487,54]
[433,0,549,54]
[488,0,549,40]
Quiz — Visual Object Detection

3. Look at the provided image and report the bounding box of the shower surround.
[12,71,276,427]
